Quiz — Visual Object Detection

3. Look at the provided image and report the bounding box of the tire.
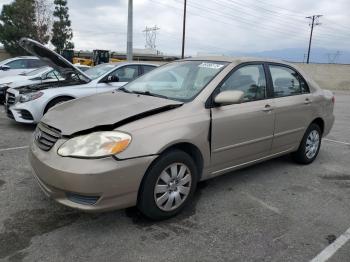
[44,97,73,114]
[292,123,322,164]
[137,150,198,220]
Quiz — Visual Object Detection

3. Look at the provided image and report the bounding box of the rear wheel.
[44,97,73,114]
[137,150,198,220]
[292,123,322,164]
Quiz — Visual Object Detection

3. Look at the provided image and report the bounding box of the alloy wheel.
[305,130,320,159]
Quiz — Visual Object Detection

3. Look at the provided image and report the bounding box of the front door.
[97,65,140,93]
[210,64,275,174]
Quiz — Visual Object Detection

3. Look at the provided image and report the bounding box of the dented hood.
[41,91,183,136]
[19,38,91,83]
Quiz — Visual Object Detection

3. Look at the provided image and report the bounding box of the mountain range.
[227,47,350,64]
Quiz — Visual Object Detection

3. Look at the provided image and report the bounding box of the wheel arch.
[136,142,204,210]
[310,117,325,135]
[159,142,204,179]
[43,95,76,114]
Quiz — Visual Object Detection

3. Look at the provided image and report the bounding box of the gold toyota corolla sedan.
[25,40,335,220]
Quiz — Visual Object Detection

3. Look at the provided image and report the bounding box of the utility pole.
[181,0,187,59]
[126,0,133,61]
[306,15,322,64]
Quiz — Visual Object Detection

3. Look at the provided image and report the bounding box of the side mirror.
[106,75,119,83]
[214,90,244,106]
[0,65,10,71]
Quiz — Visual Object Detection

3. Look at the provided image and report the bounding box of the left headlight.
[20,92,44,103]
[57,131,132,158]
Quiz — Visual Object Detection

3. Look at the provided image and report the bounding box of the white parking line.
[310,227,350,262]
[0,146,29,152]
[324,138,350,146]
[244,192,281,215]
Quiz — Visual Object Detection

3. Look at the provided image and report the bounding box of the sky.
[0,0,350,56]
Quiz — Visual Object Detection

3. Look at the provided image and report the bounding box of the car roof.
[183,56,292,65]
[106,62,159,67]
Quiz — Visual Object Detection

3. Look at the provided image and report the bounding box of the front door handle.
[304,98,311,104]
[262,104,273,112]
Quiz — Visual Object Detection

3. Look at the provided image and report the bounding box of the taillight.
[331,96,335,104]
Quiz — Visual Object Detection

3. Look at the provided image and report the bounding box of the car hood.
[41,91,183,136]
[19,38,91,83]
[0,75,27,85]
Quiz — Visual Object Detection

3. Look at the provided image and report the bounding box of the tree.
[34,0,53,44]
[0,0,37,55]
[51,0,74,53]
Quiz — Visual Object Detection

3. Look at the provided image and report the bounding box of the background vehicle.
[0,56,46,78]
[0,67,62,104]
[5,38,158,123]
[29,56,335,220]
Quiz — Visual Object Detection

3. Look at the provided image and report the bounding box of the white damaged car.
[5,38,157,123]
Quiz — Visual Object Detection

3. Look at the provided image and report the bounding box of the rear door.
[267,63,313,154]
[210,63,275,174]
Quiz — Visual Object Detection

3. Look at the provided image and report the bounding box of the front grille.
[34,122,61,151]
[66,193,100,205]
[6,92,15,105]
[20,110,34,120]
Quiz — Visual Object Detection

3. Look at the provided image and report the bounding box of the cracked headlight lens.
[57,131,131,158]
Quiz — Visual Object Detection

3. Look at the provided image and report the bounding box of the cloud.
[1,0,350,55]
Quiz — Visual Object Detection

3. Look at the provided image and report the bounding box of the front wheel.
[292,123,322,164]
[137,150,198,220]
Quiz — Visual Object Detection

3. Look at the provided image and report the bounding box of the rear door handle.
[262,104,273,112]
[304,98,311,104]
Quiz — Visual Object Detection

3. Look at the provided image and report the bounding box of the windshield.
[84,64,117,79]
[123,61,228,102]
[23,66,50,76]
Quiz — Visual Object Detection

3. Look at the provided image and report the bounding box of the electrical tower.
[327,51,341,63]
[143,26,160,50]
[306,15,322,64]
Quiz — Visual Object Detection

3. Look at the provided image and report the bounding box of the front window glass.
[111,65,139,82]
[123,61,228,102]
[5,59,28,69]
[84,64,116,79]
[219,64,267,102]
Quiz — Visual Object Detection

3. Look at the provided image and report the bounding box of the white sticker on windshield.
[198,62,224,69]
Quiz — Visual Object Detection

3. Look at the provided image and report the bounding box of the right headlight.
[19,92,44,103]
[57,131,132,158]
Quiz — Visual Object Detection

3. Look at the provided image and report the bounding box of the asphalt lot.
[0,91,350,262]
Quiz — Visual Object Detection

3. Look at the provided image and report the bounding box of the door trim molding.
[211,148,294,175]
[274,127,305,138]
[213,135,273,153]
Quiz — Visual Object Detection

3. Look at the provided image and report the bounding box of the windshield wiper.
[129,90,169,99]
[117,87,131,93]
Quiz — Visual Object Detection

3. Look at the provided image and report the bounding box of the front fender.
[116,108,211,168]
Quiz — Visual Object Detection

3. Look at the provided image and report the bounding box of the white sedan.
[5,39,157,123]
[0,56,46,78]
[0,66,61,104]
